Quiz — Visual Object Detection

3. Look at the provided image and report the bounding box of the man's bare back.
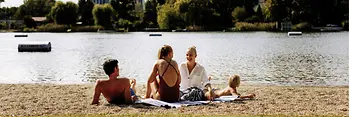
[91,59,137,105]
[92,78,132,104]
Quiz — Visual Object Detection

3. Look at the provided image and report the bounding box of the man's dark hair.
[103,59,119,76]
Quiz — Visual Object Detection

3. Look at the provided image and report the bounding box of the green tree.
[232,7,247,22]
[261,0,288,22]
[143,0,158,27]
[50,1,78,25]
[255,5,263,22]
[23,15,37,28]
[0,7,18,20]
[176,0,213,27]
[110,0,135,21]
[16,0,56,19]
[157,4,183,29]
[78,0,94,25]
[209,0,243,27]
[92,4,114,29]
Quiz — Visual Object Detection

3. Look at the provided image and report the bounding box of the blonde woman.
[179,46,215,101]
[180,46,255,100]
[145,45,181,102]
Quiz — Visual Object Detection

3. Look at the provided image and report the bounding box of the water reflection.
[0,32,347,86]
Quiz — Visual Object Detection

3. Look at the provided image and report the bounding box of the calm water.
[0,32,348,86]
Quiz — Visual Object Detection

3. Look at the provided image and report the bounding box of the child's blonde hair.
[228,75,240,88]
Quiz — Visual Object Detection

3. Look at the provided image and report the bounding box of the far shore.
[1,29,348,33]
[0,84,348,116]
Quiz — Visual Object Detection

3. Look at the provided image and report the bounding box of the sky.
[1,0,79,7]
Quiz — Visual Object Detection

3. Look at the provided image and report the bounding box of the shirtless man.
[91,59,137,105]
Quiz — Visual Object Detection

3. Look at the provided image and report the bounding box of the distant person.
[212,75,256,99]
[144,45,181,102]
[91,59,138,105]
[179,46,215,101]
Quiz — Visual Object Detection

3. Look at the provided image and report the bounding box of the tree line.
[0,0,348,31]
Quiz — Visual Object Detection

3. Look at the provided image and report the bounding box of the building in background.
[92,0,110,4]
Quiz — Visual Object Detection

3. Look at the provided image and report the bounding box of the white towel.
[135,99,209,108]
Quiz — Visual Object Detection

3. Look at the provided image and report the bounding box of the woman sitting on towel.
[180,46,255,101]
[179,46,215,101]
[144,45,181,102]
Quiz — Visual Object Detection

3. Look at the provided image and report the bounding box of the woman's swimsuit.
[156,59,180,102]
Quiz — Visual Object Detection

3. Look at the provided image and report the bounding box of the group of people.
[91,45,256,105]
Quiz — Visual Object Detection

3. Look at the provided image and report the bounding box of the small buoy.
[149,33,162,36]
[288,32,302,36]
[18,41,51,52]
[14,34,28,37]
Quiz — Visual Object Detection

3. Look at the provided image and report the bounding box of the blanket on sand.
[136,96,245,108]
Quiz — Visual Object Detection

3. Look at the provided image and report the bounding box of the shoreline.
[1,29,349,33]
[0,84,348,116]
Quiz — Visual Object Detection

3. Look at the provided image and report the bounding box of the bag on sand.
[180,87,204,101]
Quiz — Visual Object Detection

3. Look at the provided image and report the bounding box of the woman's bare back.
[157,59,179,87]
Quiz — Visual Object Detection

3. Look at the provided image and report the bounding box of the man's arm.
[123,79,133,104]
[91,80,101,105]
[145,63,158,98]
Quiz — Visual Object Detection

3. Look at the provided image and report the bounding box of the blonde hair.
[187,46,197,56]
[158,45,173,59]
[228,75,240,88]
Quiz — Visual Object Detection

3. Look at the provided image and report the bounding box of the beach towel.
[136,96,250,108]
[135,98,209,108]
[213,96,241,102]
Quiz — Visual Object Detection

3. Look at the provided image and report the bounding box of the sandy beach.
[0,84,348,116]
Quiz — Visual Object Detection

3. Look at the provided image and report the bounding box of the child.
[213,75,256,99]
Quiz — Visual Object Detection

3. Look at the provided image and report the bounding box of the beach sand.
[0,84,348,116]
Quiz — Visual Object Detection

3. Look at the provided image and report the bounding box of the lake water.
[0,32,348,86]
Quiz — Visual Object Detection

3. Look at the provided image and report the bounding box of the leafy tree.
[78,0,94,25]
[261,0,289,22]
[209,0,242,27]
[157,0,166,5]
[232,7,248,22]
[143,0,158,27]
[176,0,213,27]
[157,4,183,29]
[50,1,78,25]
[255,5,263,22]
[0,7,18,20]
[23,15,37,28]
[92,4,114,29]
[110,0,135,21]
[16,0,56,19]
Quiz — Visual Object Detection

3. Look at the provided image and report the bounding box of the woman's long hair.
[158,45,173,59]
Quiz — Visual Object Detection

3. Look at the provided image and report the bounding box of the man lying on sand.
[91,59,138,105]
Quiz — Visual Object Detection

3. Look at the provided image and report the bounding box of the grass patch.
[37,24,69,32]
